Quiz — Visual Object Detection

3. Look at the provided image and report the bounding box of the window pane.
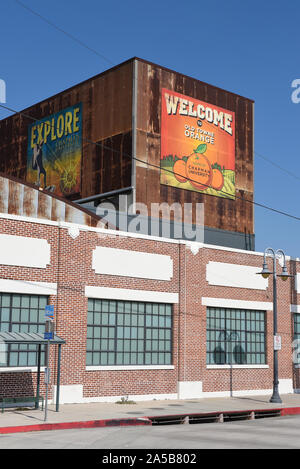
[9,353,18,366]
[86,353,92,365]
[206,307,266,365]
[1,308,10,322]
[28,352,36,366]
[39,297,47,309]
[101,313,109,325]
[12,295,21,307]
[30,309,38,323]
[2,294,10,307]
[21,309,29,322]
[86,299,173,366]
[30,297,38,308]
[0,294,48,367]
[19,353,28,366]
[108,353,115,365]
[21,296,30,308]
[11,309,20,322]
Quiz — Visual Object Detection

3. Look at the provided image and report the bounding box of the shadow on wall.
[213,344,247,365]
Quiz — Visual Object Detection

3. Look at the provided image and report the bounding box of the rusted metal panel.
[23,186,38,218]
[51,198,66,222]
[135,59,254,236]
[37,190,52,220]
[0,60,134,202]
[0,175,99,227]
[93,131,132,195]
[0,57,254,237]
[8,180,23,215]
[0,177,9,214]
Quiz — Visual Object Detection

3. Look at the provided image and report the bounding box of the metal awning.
[0,331,65,413]
[0,331,65,345]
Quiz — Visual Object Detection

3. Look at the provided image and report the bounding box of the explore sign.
[26,103,82,196]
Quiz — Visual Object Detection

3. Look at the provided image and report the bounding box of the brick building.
[0,59,298,403]
[0,174,298,403]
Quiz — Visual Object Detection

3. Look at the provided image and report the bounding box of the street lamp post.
[258,248,293,404]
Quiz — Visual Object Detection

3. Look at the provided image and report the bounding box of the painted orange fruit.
[185,153,212,191]
[173,159,188,183]
[211,168,224,191]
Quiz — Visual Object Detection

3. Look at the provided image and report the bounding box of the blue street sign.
[44,332,53,340]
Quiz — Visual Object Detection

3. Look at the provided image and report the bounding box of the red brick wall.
[0,215,298,401]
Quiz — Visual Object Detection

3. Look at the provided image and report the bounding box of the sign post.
[44,306,54,422]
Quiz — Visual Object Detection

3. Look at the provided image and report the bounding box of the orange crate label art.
[160,89,235,199]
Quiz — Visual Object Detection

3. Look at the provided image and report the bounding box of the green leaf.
[194,144,207,154]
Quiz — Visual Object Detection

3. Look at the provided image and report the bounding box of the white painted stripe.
[202,297,273,310]
[85,286,178,303]
[86,365,175,371]
[0,234,50,268]
[0,367,46,373]
[0,279,57,295]
[202,390,272,398]
[295,274,300,293]
[206,261,268,290]
[206,365,269,369]
[92,246,173,280]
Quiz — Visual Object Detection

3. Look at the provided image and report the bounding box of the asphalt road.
[1,414,300,451]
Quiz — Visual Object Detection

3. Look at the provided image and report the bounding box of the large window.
[293,314,300,365]
[206,307,266,365]
[0,293,47,367]
[86,299,172,366]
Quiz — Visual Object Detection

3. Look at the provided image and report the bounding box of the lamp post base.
[269,392,282,404]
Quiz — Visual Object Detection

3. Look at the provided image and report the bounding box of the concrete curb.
[1,406,300,435]
[0,417,152,434]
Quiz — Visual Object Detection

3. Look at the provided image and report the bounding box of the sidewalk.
[1,393,300,434]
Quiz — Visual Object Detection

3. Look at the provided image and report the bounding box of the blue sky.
[0,0,300,258]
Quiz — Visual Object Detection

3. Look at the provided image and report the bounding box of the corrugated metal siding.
[0,57,254,237]
[135,59,254,236]
[0,175,99,226]
[0,61,134,201]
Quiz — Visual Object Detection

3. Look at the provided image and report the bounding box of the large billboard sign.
[160,89,235,199]
[27,103,82,196]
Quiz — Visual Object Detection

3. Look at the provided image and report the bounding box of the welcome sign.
[27,103,82,196]
[160,89,235,199]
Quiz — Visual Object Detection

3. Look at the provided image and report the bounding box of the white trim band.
[85,286,178,304]
[0,234,50,269]
[202,297,273,310]
[92,247,173,281]
[0,279,57,296]
[86,365,175,371]
[0,367,46,373]
[206,261,268,290]
[207,365,269,369]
